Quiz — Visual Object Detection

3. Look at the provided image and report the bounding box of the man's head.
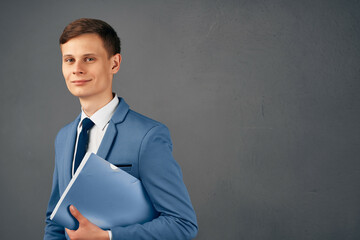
[60,18,121,104]
[60,18,121,58]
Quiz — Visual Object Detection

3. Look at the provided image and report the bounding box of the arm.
[44,157,66,240]
[110,125,198,240]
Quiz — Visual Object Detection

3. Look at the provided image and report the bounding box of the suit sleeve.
[110,125,198,240]
[43,136,66,240]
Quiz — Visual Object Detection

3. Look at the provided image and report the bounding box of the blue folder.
[50,153,157,230]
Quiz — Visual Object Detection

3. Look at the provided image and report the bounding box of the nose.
[72,61,85,75]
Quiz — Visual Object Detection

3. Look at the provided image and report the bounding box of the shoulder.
[128,109,165,127]
[125,109,170,135]
[112,107,172,151]
[127,109,173,147]
[112,97,168,132]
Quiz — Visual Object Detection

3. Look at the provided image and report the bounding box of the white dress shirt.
[71,93,119,240]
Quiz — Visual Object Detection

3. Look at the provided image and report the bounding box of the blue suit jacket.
[44,98,198,240]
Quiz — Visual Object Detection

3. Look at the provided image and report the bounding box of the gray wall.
[0,0,359,239]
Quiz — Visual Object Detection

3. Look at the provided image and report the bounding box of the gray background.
[0,0,359,239]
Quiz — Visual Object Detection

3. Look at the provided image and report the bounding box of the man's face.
[61,33,121,100]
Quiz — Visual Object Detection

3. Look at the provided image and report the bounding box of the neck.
[79,92,114,117]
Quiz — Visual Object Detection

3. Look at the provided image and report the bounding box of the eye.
[64,58,74,63]
[85,57,95,62]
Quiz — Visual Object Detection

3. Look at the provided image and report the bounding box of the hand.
[65,205,109,240]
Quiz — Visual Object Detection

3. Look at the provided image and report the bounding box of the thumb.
[65,227,75,236]
[69,205,86,224]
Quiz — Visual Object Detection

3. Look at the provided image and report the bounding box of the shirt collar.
[79,94,119,131]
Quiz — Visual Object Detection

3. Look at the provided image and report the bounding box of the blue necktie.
[74,118,94,174]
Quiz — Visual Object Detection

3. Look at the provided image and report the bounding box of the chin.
[68,89,90,98]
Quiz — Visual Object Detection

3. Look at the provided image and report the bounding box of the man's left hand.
[65,205,109,240]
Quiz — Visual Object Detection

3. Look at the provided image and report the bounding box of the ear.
[111,53,122,74]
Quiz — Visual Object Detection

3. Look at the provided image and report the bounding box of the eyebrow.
[62,53,97,58]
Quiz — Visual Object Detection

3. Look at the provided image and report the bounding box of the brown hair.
[59,18,121,57]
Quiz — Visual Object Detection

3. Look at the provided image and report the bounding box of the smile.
[71,80,91,85]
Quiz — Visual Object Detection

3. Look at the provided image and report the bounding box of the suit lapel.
[97,121,117,160]
[96,97,130,161]
[63,115,80,184]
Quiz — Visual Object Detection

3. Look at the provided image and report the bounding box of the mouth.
[71,79,91,85]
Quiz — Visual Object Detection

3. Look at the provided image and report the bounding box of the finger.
[69,205,86,223]
[65,228,74,236]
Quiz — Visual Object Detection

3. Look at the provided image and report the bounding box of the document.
[50,153,157,230]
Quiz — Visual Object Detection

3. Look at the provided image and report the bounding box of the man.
[44,18,198,240]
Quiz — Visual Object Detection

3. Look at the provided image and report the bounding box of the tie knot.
[82,118,94,131]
